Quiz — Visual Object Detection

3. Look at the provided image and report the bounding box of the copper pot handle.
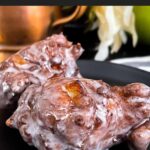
[52,6,87,27]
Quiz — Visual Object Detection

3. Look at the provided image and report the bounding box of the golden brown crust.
[0,34,83,109]
[7,77,150,150]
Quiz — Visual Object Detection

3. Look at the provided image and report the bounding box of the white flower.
[90,6,138,60]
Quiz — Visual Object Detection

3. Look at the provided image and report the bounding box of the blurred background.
[0,6,150,71]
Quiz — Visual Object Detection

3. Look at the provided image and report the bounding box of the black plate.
[0,60,150,150]
[78,60,150,86]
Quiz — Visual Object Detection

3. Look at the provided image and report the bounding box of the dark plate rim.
[78,59,150,75]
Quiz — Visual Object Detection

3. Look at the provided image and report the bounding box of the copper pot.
[0,6,61,46]
[0,6,61,61]
[0,6,87,62]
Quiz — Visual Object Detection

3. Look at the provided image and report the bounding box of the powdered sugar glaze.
[7,78,150,150]
[0,34,83,108]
